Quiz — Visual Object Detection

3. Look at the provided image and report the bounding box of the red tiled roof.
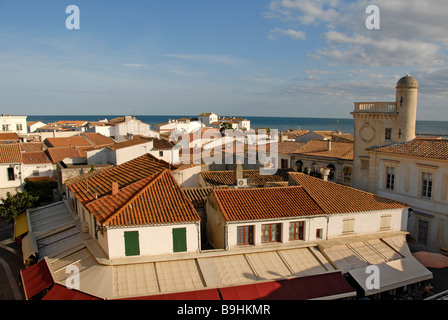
[22,151,52,164]
[288,172,408,213]
[210,186,324,221]
[292,140,353,160]
[68,153,175,206]
[82,133,115,146]
[0,143,22,164]
[46,147,84,163]
[0,132,20,141]
[367,138,448,160]
[45,136,92,148]
[20,142,45,152]
[86,170,200,226]
[201,169,286,187]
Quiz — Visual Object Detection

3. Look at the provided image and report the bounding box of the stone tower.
[351,75,418,191]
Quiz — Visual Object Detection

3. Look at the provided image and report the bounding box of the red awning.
[220,272,355,300]
[119,288,221,300]
[20,258,54,300]
[42,284,101,300]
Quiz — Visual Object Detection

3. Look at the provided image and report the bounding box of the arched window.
[327,164,336,180]
[295,160,303,172]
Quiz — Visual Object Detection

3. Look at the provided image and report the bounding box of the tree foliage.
[0,191,39,223]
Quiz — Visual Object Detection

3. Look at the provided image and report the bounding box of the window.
[237,225,254,246]
[385,128,392,141]
[343,166,352,183]
[159,151,164,157]
[281,158,288,169]
[342,218,355,235]
[124,231,140,256]
[2,124,9,131]
[417,220,429,246]
[16,123,23,131]
[32,170,39,177]
[421,172,433,198]
[295,160,303,172]
[7,167,14,181]
[386,167,395,190]
[380,214,391,231]
[289,221,304,240]
[262,223,281,243]
[316,228,323,239]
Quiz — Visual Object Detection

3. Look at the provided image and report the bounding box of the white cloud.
[162,53,244,66]
[266,0,448,68]
[268,28,306,40]
[122,64,152,70]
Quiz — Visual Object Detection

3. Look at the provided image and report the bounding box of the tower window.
[385,128,392,141]
[400,96,403,106]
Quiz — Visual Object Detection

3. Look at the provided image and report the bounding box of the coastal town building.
[0,115,27,134]
[18,165,432,300]
[155,117,204,134]
[27,121,46,133]
[86,136,177,165]
[291,139,354,186]
[0,144,24,198]
[86,116,159,141]
[351,75,448,252]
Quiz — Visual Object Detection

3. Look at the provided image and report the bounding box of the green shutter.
[172,228,187,253]
[124,231,140,256]
[93,218,98,240]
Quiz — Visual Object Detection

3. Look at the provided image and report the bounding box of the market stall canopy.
[412,251,448,268]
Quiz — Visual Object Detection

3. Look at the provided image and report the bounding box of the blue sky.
[1,0,448,120]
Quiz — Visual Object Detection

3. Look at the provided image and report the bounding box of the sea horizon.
[25,114,448,136]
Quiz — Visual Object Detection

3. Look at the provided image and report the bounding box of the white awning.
[348,256,433,296]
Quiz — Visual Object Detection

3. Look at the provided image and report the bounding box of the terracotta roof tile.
[0,132,20,141]
[211,186,324,221]
[277,141,306,154]
[86,170,200,226]
[289,172,408,213]
[22,151,52,164]
[182,186,228,208]
[46,147,84,163]
[82,133,115,146]
[0,143,22,163]
[367,138,448,160]
[68,153,175,205]
[201,169,286,187]
[45,136,92,148]
[292,140,353,160]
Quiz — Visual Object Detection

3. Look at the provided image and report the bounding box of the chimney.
[234,161,243,181]
[322,168,330,181]
[112,182,119,195]
[327,139,331,151]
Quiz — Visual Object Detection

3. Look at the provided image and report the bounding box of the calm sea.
[27,115,448,136]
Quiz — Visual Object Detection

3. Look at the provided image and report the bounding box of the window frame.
[421,172,433,199]
[237,225,254,246]
[385,166,395,191]
[261,223,282,243]
[289,221,304,241]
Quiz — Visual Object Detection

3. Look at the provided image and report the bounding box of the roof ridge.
[102,169,169,225]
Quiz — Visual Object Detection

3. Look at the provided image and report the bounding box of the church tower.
[351,75,418,191]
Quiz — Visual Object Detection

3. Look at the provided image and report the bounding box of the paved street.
[0,218,25,300]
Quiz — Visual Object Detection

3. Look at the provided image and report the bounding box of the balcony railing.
[353,102,397,113]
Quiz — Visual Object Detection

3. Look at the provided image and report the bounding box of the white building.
[0,115,27,134]
[351,75,448,252]
[86,137,177,165]
[0,144,24,198]
[154,117,204,134]
[198,113,218,127]
[86,116,159,141]
[206,172,409,250]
